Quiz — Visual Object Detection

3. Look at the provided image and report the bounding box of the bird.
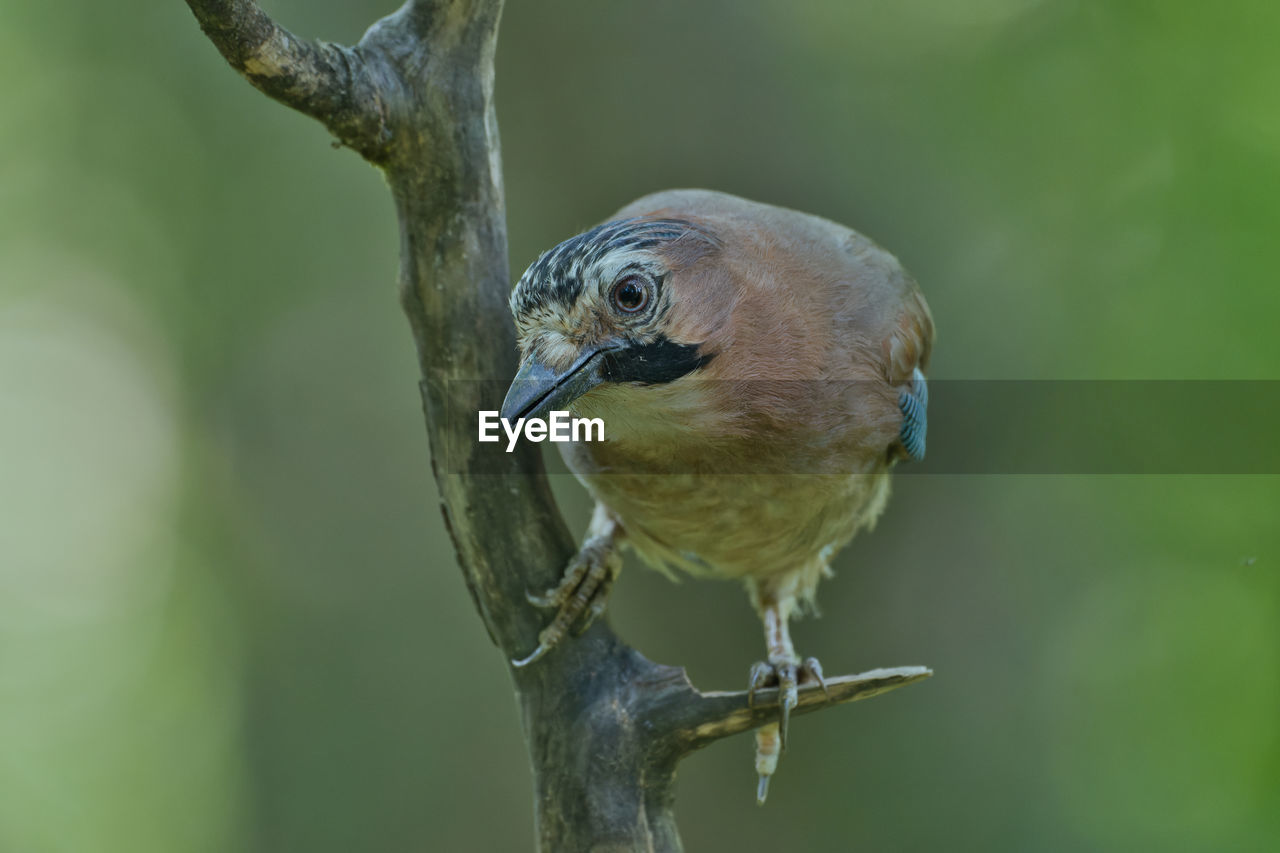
[500,189,933,802]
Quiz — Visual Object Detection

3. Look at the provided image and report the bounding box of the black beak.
[500,344,620,422]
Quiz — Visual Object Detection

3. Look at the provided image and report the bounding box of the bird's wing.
[897,367,929,461]
[886,287,934,461]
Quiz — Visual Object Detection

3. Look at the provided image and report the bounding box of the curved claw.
[511,641,551,668]
[748,660,800,750]
[747,661,774,708]
[525,588,556,609]
[574,594,610,637]
[525,553,592,611]
[777,664,798,752]
[803,656,831,700]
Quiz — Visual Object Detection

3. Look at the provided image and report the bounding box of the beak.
[500,344,620,422]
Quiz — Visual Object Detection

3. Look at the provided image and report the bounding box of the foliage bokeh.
[1,1,1277,850]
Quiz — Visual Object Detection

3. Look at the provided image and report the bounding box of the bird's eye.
[610,276,651,314]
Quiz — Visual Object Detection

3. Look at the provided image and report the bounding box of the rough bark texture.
[184,2,931,849]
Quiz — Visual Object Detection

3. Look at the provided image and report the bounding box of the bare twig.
[675,667,933,748]
[184,0,391,160]
[184,2,932,849]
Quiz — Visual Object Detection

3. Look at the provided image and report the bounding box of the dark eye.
[610,276,651,314]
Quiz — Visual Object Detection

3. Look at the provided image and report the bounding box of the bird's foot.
[511,535,620,668]
[748,656,829,747]
[749,656,829,805]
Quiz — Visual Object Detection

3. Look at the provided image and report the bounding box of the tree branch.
[184,2,933,849]
[671,666,933,750]
[184,0,391,160]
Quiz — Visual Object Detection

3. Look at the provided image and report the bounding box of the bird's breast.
[561,438,893,586]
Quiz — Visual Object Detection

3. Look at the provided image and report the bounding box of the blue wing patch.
[898,367,928,461]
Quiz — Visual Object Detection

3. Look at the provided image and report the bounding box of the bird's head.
[501,217,729,432]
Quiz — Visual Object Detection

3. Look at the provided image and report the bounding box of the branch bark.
[184,2,931,849]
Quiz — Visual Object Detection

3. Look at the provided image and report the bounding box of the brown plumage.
[501,189,933,800]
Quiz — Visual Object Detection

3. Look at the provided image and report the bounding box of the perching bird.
[501,189,933,801]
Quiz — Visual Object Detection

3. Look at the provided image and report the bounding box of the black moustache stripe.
[603,336,715,385]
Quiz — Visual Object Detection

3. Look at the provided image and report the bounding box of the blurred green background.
[1,1,1278,850]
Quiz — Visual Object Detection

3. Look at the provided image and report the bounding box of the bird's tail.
[754,722,781,804]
